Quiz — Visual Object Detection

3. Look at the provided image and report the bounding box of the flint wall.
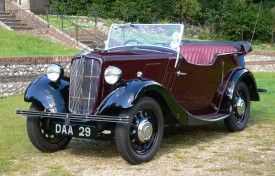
[0,56,72,98]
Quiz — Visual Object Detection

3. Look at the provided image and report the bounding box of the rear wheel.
[115,97,164,164]
[224,81,250,132]
[27,103,71,152]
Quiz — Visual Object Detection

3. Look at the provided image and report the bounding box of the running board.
[188,113,230,125]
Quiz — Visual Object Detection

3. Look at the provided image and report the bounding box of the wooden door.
[0,0,4,12]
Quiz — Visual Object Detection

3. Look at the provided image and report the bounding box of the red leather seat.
[180,45,237,65]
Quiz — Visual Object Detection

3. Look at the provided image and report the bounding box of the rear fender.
[24,76,69,113]
[220,68,260,111]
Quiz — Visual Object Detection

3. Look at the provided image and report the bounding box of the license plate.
[54,123,95,138]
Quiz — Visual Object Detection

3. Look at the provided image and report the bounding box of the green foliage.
[175,0,201,23]
[49,0,275,42]
[201,0,274,41]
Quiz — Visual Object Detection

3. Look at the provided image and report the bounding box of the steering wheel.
[124,39,143,45]
[152,42,167,46]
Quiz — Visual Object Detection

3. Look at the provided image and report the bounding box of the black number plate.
[54,123,96,138]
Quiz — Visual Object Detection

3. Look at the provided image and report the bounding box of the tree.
[201,0,273,41]
[112,0,138,22]
[174,0,201,23]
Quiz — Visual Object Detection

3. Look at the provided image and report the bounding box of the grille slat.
[69,58,101,114]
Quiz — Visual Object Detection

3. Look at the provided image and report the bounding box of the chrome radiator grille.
[69,58,101,114]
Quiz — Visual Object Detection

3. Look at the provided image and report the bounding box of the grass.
[40,15,97,31]
[39,15,122,32]
[252,42,275,52]
[0,72,274,175]
[0,28,80,57]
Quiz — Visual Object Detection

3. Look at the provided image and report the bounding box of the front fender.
[96,79,189,123]
[221,68,260,111]
[24,75,69,113]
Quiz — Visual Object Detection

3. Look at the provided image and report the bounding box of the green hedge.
[49,0,274,42]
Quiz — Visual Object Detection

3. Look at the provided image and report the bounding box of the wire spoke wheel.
[115,97,164,164]
[225,81,250,132]
[27,103,71,152]
[129,109,157,155]
[233,90,247,124]
[38,117,66,143]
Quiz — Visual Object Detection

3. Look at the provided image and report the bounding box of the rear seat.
[180,45,238,65]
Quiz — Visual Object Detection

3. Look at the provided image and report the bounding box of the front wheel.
[27,103,71,152]
[115,97,164,164]
[224,81,250,132]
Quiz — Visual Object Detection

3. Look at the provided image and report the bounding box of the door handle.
[176,71,187,76]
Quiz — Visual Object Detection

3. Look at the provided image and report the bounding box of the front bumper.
[16,109,129,125]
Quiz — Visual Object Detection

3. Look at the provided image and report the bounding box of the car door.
[170,58,224,115]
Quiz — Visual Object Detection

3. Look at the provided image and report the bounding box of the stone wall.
[0,56,72,98]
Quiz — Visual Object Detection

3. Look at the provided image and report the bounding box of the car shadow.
[67,137,118,158]
[66,121,230,159]
[159,122,229,156]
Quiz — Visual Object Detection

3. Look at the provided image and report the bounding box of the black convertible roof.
[181,40,252,54]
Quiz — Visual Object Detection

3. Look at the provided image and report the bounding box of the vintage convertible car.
[17,24,260,164]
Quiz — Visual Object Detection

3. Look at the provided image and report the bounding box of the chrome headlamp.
[104,66,122,85]
[47,64,64,82]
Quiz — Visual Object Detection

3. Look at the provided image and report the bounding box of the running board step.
[188,113,230,125]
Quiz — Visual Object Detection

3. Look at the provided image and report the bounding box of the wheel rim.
[233,90,247,124]
[39,117,65,143]
[129,109,157,155]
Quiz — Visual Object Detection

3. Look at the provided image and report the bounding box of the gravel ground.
[17,124,274,176]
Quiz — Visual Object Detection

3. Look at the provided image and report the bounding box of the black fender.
[24,75,69,113]
[220,68,260,112]
[96,79,189,124]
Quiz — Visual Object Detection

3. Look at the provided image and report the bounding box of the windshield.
[105,24,184,51]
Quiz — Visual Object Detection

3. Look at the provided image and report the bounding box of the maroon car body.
[17,24,260,164]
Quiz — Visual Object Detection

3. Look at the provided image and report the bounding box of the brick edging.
[0,55,73,65]
[0,74,37,83]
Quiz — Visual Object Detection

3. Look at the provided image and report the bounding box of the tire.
[115,97,164,164]
[224,81,250,132]
[27,103,71,152]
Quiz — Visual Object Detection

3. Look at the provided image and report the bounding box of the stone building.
[0,0,5,11]
[1,0,49,14]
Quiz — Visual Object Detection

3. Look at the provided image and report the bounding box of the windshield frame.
[106,24,183,48]
[105,23,184,67]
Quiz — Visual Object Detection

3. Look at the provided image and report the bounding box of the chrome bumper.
[16,109,129,124]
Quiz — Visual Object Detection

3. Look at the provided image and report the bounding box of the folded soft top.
[181,40,252,54]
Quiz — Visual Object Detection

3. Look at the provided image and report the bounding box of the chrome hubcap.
[236,97,245,116]
[129,109,157,154]
[137,119,153,142]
